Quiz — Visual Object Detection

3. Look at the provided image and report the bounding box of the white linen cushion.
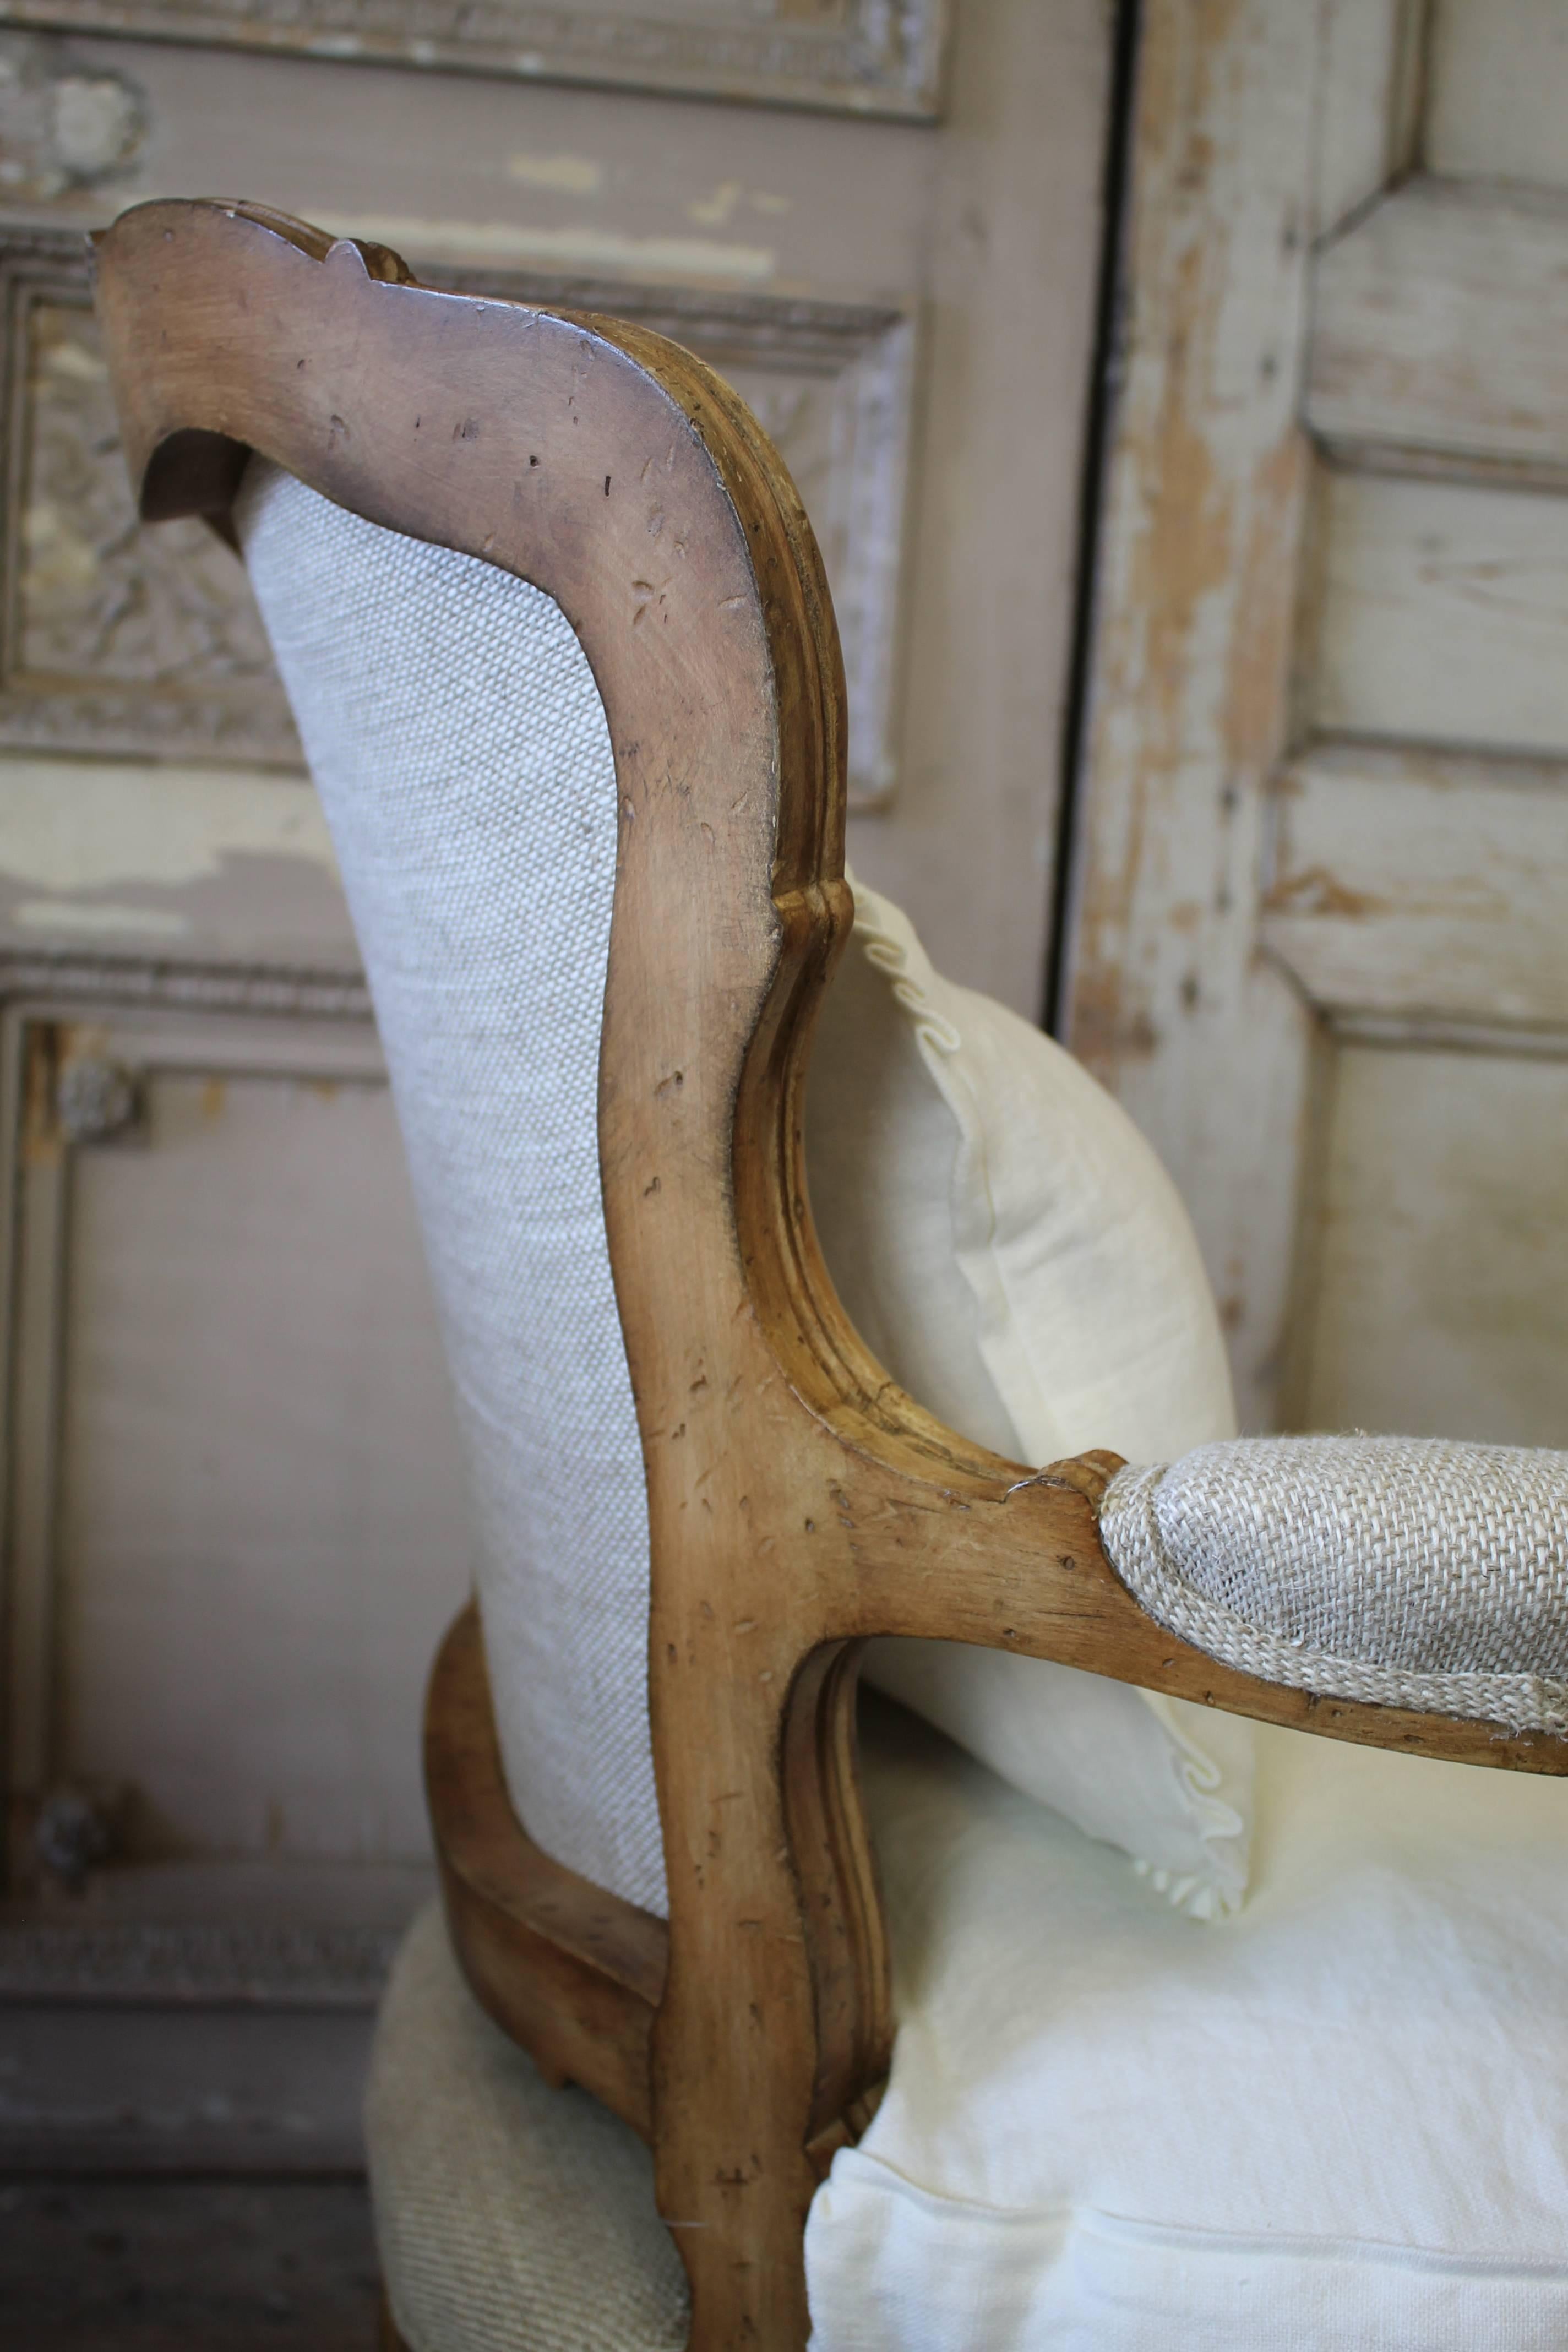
[366,1710,1568,2351]
[807,876,1251,1916]
[805,1697,1568,2351]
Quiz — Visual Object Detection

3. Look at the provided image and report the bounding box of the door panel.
[1428,0,1568,188]
[57,1063,467,1867]
[1068,0,1568,1445]
[1313,471,1568,755]
[1302,1044,1568,1447]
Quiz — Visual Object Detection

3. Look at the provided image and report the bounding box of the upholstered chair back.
[237,459,666,1917]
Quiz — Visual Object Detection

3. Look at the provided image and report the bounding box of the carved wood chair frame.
[94,199,1568,2352]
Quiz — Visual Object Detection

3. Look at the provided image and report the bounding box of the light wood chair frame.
[95,199,1568,2352]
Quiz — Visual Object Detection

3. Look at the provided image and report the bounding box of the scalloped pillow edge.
[843,868,1249,1919]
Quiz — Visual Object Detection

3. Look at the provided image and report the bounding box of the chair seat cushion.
[367,1904,688,2352]
[809,1697,1568,2350]
[368,1711,1568,2351]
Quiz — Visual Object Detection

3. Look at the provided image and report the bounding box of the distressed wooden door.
[0,1,1114,2162]
[1065,0,1568,1444]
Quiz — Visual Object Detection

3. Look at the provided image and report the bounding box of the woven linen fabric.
[807,872,1253,1918]
[805,1697,1568,2350]
[237,460,666,1915]
[367,1903,688,2352]
[1100,1435,1568,1734]
[367,1709,1568,2351]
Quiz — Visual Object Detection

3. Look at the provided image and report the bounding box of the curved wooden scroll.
[95,201,1568,2352]
[424,1604,665,2138]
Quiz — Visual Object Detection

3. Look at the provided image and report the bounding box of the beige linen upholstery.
[368,1904,688,2352]
[372,1710,1568,2352]
[1102,1436,1568,1733]
[237,460,668,1916]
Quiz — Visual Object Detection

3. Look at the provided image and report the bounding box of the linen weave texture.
[238,459,666,1915]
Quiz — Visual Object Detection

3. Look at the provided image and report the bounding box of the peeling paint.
[0,760,338,893]
[14,898,188,937]
[308,210,775,285]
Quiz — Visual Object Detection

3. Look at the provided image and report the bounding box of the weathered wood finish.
[426,1604,664,2139]
[1066,0,1568,1456]
[1264,743,1568,1030]
[96,200,1568,2352]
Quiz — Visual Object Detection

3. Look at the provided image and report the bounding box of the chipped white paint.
[1065,0,1325,1428]
[504,151,604,197]
[0,759,338,892]
[1264,743,1568,1026]
[1071,0,1568,1446]
[309,210,776,284]
[1299,1042,1568,1446]
[1310,177,1568,472]
[13,900,188,937]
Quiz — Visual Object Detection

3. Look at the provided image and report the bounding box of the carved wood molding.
[0,0,951,118]
[0,947,371,1019]
[0,230,913,805]
[0,1917,401,2003]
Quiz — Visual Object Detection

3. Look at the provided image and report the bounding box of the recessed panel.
[56,1068,471,1865]
[1315,469,1568,758]
[1301,1042,1568,1447]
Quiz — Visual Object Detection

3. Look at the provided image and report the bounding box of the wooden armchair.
[94,200,1568,2352]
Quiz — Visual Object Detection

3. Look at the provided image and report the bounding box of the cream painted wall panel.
[1302,1043,1568,1447]
[1313,0,1424,237]
[1428,0,1568,190]
[2,34,932,300]
[1309,179,1568,471]
[1063,0,1324,1429]
[57,1068,470,1864]
[0,1,1109,1011]
[1263,744,1568,1026]
[1315,469,1568,756]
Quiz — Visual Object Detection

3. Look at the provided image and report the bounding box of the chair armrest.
[1099,1435,1568,1738]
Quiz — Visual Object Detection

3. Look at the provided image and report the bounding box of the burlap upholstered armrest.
[1099,1437,1568,1735]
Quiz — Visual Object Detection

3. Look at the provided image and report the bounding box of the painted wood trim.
[1264,741,1568,1030]
[1309,176,1568,479]
[0,0,952,118]
[1061,0,1326,1430]
[1311,465,1568,759]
